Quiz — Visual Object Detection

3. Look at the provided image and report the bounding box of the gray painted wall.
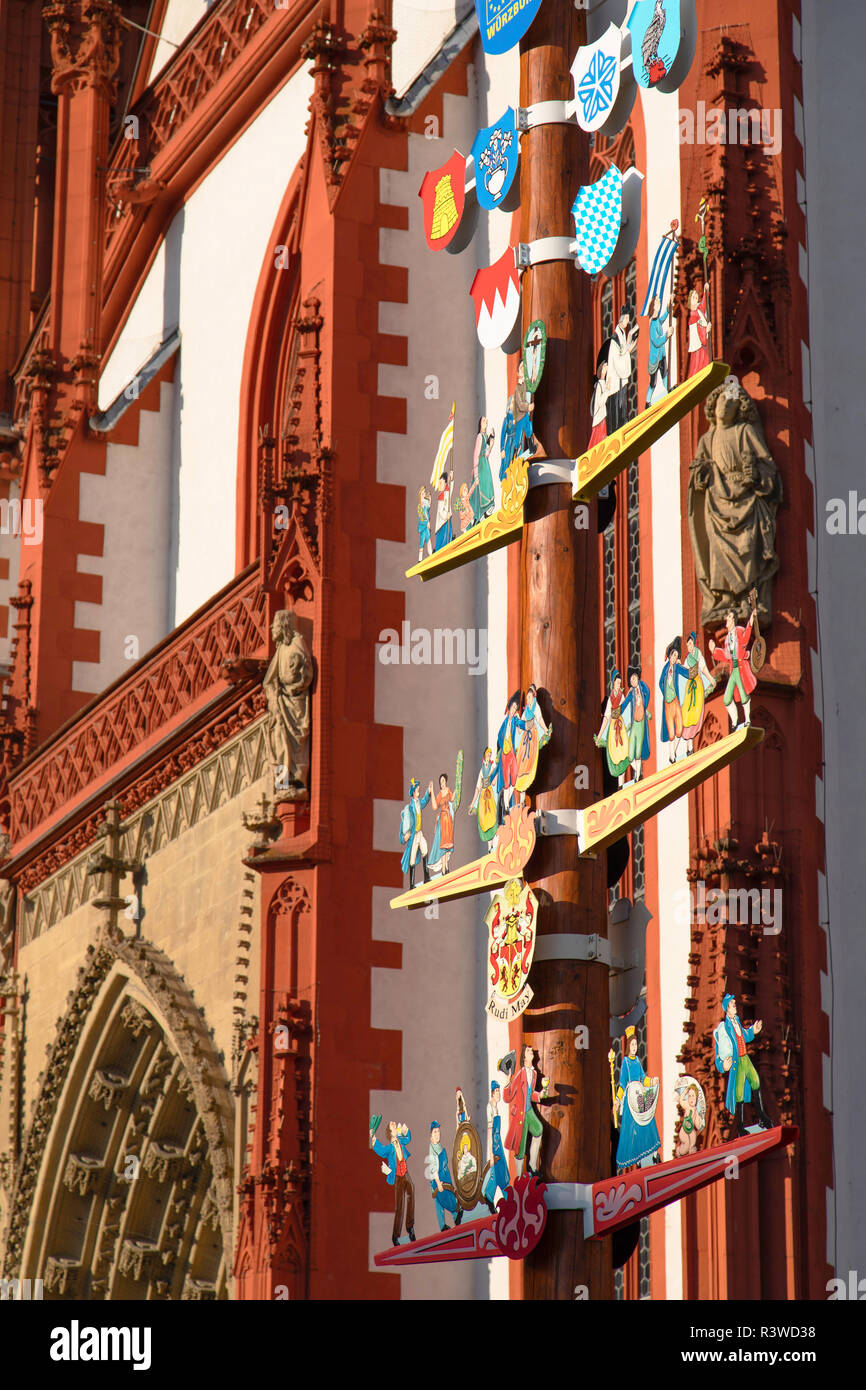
[802,0,866,1281]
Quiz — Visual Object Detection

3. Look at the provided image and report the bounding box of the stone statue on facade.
[687,378,783,626]
[263,610,313,799]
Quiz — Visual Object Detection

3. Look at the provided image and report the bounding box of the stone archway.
[3,934,234,1300]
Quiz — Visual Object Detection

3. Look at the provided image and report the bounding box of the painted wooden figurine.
[370,1118,416,1246]
[481,1079,511,1213]
[500,362,537,481]
[714,992,773,1137]
[417,485,433,563]
[595,668,631,786]
[469,417,496,524]
[645,292,675,406]
[658,637,689,763]
[674,1075,707,1157]
[621,665,651,783]
[426,1121,462,1232]
[588,351,611,448]
[681,631,716,752]
[612,1026,661,1171]
[433,470,455,552]
[468,746,500,847]
[686,281,711,377]
[515,683,551,794]
[428,755,462,878]
[600,306,639,434]
[501,1043,550,1178]
[399,777,431,888]
[709,598,758,730]
[494,692,527,817]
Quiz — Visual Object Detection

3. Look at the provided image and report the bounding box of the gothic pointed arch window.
[3,937,235,1300]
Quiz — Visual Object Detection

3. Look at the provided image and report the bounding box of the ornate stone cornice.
[44,1,123,101]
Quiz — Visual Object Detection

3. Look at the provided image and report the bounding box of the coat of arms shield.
[484,877,537,1021]
[470,246,521,351]
[570,22,632,135]
[475,0,543,57]
[571,165,624,276]
[419,149,468,251]
[628,0,682,89]
[470,107,519,213]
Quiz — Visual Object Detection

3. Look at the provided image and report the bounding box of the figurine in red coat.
[502,1044,550,1177]
[709,602,757,730]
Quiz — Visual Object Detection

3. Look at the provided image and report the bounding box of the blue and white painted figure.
[615,1027,661,1171]
[641,226,679,403]
[399,778,430,887]
[481,1079,511,1213]
[426,1121,462,1232]
[714,993,773,1136]
[471,108,518,212]
[621,665,651,783]
[658,637,690,763]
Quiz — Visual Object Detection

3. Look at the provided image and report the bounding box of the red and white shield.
[419,149,468,251]
[485,878,537,1021]
[470,246,521,350]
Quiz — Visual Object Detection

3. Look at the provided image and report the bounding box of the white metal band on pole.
[544,1183,596,1236]
[518,237,577,268]
[528,460,574,487]
[535,806,587,853]
[533,933,614,967]
[517,101,574,131]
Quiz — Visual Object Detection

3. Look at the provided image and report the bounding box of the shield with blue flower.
[571,165,624,276]
[471,108,519,213]
[628,0,682,89]
[570,23,625,133]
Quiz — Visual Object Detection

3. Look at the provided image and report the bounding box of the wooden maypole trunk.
[519,1,612,1300]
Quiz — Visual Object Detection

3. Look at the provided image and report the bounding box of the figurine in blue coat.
[658,637,690,762]
[399,778,431,888]
[481,1080,511,1213]
[427,1122,463,1232]
[714,993,773,1137]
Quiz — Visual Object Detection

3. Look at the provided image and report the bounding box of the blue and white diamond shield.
[471,108,519,213]
[570,24,622,132]
[571,165,623,276]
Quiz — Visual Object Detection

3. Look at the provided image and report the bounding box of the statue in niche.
[263,610,313,800]
[687,376,783,627]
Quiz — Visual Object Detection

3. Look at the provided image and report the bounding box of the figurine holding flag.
[642,220,679,405]
[430,402,456,552]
